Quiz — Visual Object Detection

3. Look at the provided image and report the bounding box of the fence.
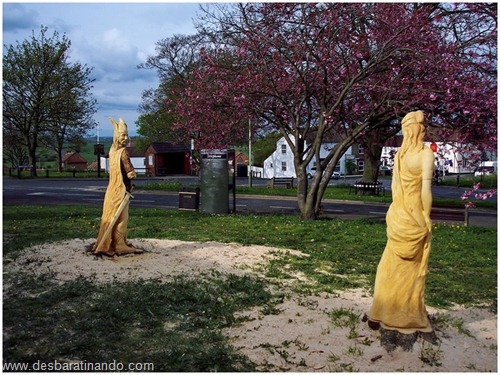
[6,167,149,178]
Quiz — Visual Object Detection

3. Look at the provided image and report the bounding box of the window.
[358,144,364,154]
[281,162,287,171]
[281,144,287,154]
[358,161,364,172]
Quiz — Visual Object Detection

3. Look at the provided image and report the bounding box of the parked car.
[379,166,392,176]
[307,167,341,179]
[474,166,495,176]
[306,167,316,179]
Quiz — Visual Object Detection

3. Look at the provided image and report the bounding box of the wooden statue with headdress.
[92,117,143,256]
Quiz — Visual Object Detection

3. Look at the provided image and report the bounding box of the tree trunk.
[362,146,382,184]
[360,126,387,185]
[29,148,37,177]
[295,155,321,220]
[361,117,400,185]
[301,176,321,220]
[58,151,63,172]
[294,133,359,220]
[27,132,38,177]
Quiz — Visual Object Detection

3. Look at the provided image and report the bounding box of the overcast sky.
[2,2,201,139]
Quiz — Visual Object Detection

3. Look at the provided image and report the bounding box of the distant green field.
[26,138,114,169]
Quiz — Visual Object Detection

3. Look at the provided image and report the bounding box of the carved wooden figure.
[367,111,436,346]
[93,117,143,256]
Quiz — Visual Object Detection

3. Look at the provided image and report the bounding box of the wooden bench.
[349,181,385,196]
[431,205,469,226]
[268,177,294,189]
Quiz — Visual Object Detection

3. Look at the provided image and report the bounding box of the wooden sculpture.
[367,110,436,349]
[92,117,143,256]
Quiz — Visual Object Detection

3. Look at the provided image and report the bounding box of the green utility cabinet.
[200,149,229,214]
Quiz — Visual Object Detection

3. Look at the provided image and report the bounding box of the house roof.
[147,142,189,154]
[235,152,249,163]
[62,151,87,164]
[87,161,98,170]
[126,145,144,158]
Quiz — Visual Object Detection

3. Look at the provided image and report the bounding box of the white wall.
[263,137,296,178]
[100,156,146,174]
[263,136,351,178]
[381,142,497,174]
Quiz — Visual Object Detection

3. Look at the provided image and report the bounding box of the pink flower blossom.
[461,183,497,208]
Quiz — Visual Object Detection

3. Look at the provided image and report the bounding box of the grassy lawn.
[4,272,270,371]
[441,173,497,190]
[3,205,497,370]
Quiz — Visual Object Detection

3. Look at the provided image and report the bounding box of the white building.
[263,135,352,178]
[100,145,146,174]
[381,142,497,174]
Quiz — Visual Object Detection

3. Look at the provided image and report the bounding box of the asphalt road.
[3,176,496,227]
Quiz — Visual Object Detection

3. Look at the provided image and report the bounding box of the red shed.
[145,142,191,176]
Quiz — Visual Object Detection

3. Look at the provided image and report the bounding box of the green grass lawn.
[3,205,497,370]
[441,173,497,190]
[4,205,496,307]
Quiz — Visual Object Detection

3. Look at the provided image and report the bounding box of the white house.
[263,135,352,178]
[381,142,497,174]
[100,144,146,174]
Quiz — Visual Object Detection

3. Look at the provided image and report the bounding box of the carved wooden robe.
[93,144,136,255]
[368,111,435,334]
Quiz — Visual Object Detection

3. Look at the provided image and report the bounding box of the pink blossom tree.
[156,3,496,220]
[342,3,496,183]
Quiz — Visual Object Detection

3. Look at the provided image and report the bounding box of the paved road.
[3,176,496,227]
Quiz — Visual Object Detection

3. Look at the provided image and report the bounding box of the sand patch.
[4,238,497,372]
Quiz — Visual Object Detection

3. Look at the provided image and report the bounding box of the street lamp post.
[248,119,253,187]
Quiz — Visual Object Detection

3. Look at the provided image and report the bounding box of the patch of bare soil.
[5,238,497,372]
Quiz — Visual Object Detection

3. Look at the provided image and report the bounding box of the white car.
[307,168,341,179]
[474,166,495,176]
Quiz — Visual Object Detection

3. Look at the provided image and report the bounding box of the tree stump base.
[363,314,439,352]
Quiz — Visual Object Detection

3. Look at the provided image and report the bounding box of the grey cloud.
[72,31,156,84]
[3,3,38,32]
